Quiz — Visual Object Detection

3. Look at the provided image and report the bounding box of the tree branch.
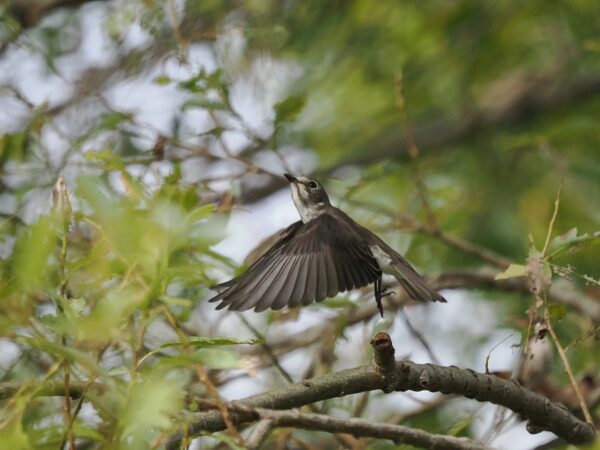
[166,333,595,449]
[201,402,487,450]
[7,0,96,27]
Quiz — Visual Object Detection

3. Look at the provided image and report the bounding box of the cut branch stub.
[371,332,399,393]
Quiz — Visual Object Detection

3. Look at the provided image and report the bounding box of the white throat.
[291,184,326,223]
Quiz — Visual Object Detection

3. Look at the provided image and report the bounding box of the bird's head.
[284,173,330,222]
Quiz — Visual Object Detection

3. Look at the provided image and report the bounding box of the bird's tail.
[391,260,446,303]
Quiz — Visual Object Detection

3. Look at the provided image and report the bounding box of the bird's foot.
[374,279,393,318]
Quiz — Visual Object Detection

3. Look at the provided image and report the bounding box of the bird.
[209,174,446,316]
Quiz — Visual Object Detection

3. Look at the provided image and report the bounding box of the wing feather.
[314,248,328,301]
[324,246,339,297]
[302,252,318,305]
[208,214,382,311]
[288,242,310,308]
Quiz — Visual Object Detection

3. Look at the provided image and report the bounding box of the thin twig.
[53,177,76,450]
[394,71,437,228]
[537,181,594,426]
[543,308,594,426]
[246,419,274,450]
[541,180,563,258]
[398,308,439,364]
[237,314,294,384]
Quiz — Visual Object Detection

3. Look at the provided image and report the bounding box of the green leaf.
[119,375,185,444]
[160,336,263,348]
[98,112,131,130]
[495,264,526,280]
[12,216,58,291]
[153,74,171,85]
[186,204,215,223]
[182,97,228,111]
[158,296,193,307]
[153,349,243,370]
[320,296,356,308]
[0,131,27,164]
[72,423,106,443]
[447,416,473,436]
[548,304,567,321]
[274,94,306,125]
[0,402,30,450]
[76,287,147,345]
[138,338,260,369]
[19,337,105,376]
[83,147,125,170]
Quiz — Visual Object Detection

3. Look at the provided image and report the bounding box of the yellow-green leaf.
[495,264,526,280]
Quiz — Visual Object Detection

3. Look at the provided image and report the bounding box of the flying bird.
[209,174,446,316]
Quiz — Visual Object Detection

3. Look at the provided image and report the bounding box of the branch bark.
[166,333,595,449]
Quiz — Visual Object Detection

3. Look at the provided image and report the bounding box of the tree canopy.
[0,1,599,449]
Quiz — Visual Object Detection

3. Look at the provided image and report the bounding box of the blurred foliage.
[0,0,599,449]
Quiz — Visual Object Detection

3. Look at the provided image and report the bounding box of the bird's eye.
[307,181,317,189]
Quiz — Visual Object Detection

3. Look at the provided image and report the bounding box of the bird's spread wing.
[209,214,381,312]
[368,235,447,303]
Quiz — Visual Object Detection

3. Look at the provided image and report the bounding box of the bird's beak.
[283,173,297,183]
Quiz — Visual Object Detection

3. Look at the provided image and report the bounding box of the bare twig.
[394,71,437,229]
[533,182,594,427]
[245,419,274,450]
[541,181,563,257]
[543,312,594,426]
[398,308,440,364]
[237,313,294,384]
[390,395,452,424]
[203,402,487,450]
[53,177,76,450]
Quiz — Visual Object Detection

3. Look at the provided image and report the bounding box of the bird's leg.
[374,277,384,318]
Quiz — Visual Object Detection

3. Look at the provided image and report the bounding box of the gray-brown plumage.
[209,174,446,315]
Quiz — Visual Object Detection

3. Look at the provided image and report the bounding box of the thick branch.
[166,334,594,449]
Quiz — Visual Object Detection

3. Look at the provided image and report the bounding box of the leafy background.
[0,1,599,449]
